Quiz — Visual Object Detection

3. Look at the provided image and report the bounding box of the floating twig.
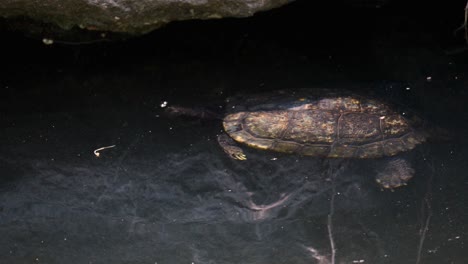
[415,159,435,264]
[464,1,468,44]
[454,1,468,44]
[327,162,339,264]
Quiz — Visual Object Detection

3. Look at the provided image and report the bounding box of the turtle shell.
[223,90,426,158]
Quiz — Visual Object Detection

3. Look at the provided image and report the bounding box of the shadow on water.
[1,0,468,263]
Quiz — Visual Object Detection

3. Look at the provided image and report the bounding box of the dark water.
[1,1,468,263]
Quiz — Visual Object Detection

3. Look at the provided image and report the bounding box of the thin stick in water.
[415,159,435,264]
[327,165,337,264]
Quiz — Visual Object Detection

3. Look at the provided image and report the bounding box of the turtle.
[166,89,427,189]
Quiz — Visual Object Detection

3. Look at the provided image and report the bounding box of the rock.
[0,0,293,36]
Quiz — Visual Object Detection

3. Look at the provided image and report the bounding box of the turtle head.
[164,106,220,119]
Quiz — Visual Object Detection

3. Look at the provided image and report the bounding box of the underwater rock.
[0,0,293,36]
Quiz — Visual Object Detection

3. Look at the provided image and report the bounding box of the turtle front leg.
[375,158,415,189]
[217,133,246,160]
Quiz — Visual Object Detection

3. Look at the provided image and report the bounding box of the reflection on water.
[1,1,468,263]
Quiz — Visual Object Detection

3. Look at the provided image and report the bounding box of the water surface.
[1,2,467,263]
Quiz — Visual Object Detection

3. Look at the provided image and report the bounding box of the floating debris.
[42,38,54,45]
[93,145,116,157]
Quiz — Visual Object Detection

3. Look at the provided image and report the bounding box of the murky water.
[1,1,467,263]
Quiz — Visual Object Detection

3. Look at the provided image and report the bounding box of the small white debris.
[352,260,365,263]
[160,101,168,108]
[426,76,432,81]
[271,157,278,161]
[42,38,54,45]
[94,145,116,157]
[114,16,120,20]
[405,87,411,90]
[379,116,385,120]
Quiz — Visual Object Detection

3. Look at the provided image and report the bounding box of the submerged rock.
[0,0,293,36]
